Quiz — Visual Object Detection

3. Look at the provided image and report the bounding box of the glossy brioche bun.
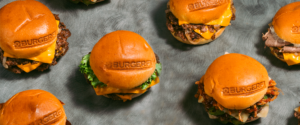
[272,1,300,44]
[204,53,269,110]
[90,30,156,89]
[171,27,225,45]
[0,0,58,58]
[0,90,67,125]
[169,0,230,24]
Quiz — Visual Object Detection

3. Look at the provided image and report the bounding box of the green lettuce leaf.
[138,63,162,90]
[79,54,106,88]
[231,119,244,125]
[208,107,225,116]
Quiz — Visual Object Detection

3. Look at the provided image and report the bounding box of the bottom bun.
[209,112,260,124]
[171,28,225,45]
[245,117,260,123]
[103,92,146,101]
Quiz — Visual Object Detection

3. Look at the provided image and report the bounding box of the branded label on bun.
[29,108,63,125]
[188,0,229,12]
[292,26,300,34]
[105,60,154,70]
[14,32,56,49]
[222,81,265,96]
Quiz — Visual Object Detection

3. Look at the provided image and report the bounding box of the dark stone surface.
[0,0,299,124]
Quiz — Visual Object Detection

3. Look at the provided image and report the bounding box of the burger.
[79,30,162,102]
[166,0,236,45]
[0,0,71,74]
[70,0,105,5]
[294,105,300,125]
[195,53,280,124]
[263,2,300,66]
[0,89,71,125]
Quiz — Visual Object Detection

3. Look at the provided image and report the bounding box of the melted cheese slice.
[283,53,300,66]
[4,41,57,64]
[3,20,60,72]
[178,20,189,26]
[205,3,232,26]
[93,77,160,96]
[116,94,133,102]
[194,28,216,40]
[178,3,232,26]
[17,62,42,73]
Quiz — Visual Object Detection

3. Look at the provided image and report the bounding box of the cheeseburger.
[0,90,71,125]
[166,0,236,45]
[263,2,300,66]
[70,0,104,5]
[79,30,162,102]
[294,105,300,125]
[195,53,280,124]
[0,0,71,74]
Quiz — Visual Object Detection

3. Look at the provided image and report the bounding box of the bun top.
[203,53,269,109]
[0,0,58,58]
[169,0,231,24]
[272,1,300,44]
[0,90,67,125]
[90,30,156,89]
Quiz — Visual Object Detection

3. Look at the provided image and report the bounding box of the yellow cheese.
[4,41,56,64]
[116,94,133,102]
[283,53,300,66]
[205,3,232,26]
[178,2,232,26]
[178,20,190,26]
[3,20,60,72]
[194,28,216,39]
[93,77,160,96]
[17,62,42,73]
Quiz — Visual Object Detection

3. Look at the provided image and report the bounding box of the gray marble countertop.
[0,0,299,125]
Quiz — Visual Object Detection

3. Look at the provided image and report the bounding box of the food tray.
[0,0,298,124]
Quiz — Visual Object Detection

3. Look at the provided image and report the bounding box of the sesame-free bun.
[0,0,58,58]
[203,53,269,110]
[0,90,67,125]
[272,1,300,44]
[169,0,230,24]
[90,30,156,89]
[171,27,225,45]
